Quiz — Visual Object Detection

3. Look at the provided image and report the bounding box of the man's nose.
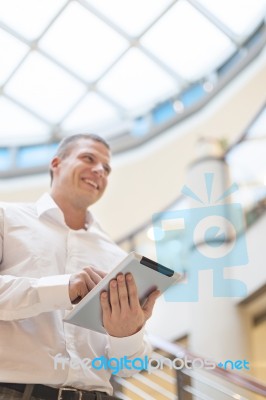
[92,163,104,176]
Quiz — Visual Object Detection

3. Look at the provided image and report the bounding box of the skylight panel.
[0,148,11,171]
[0,96,49,145]
[39,1,128,82]
[17,143,58,168]
[141,0,236,81]
[62,92,120,132]
[196,0,266,39]
[98,47,179,112]
[4,51,86,123]
[0,0,67,40]
[84,0,174,37]
[0,29,29,85]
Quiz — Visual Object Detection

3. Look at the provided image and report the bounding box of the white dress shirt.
[0,193,151,395]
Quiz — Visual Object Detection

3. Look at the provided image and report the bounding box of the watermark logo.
[217,359,250,371]
[53,354,216,375]
[153,173,248,301]
[53,354,251,375]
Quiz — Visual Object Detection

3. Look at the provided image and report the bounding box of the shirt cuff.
[107,326,145,357]
[37,274,73,310]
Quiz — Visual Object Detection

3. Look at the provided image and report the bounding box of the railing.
[114,335,266,400]
[151,335,266,399]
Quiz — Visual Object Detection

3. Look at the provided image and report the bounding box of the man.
[0,133,160,400]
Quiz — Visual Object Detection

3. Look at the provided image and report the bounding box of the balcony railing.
[113,335,266,400]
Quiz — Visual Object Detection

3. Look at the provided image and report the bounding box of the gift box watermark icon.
[153,173,249,301]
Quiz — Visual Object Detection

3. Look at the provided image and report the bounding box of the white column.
[185,138,249,362]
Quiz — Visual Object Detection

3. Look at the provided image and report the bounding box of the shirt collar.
[36,193,94,229]
[36,192,60,217]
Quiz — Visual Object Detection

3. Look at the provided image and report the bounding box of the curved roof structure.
[0,0,265,176]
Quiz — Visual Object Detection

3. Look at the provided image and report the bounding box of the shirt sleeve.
[0,274,73,321]
[0,208,73,320]
[105,326,153,377]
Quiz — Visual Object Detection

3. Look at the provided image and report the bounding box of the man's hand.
[100,273,160,337]
[69,267,106,304]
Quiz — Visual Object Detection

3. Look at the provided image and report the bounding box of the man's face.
[51,139,111,208]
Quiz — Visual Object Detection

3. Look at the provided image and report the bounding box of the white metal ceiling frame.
[0,0,265,177]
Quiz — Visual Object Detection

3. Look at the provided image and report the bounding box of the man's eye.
[104,166,111,175]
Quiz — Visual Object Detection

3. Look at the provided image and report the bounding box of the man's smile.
[81,178,99,190]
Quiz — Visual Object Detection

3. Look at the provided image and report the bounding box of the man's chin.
[83,193,103,208]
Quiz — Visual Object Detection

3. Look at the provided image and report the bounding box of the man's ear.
[50,156,61,174]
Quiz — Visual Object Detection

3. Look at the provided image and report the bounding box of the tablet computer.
[64,252,182,334]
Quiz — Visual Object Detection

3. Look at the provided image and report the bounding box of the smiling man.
[0,133,159,400]
[50,136,111,229]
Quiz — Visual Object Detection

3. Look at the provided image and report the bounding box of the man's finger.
[90,267,107,279]
[100,291,111,319]
[83,267,103,285]
[126,273,139,310]
[117,274,129,313]
[109,279,120,314]
[142,290,160,320]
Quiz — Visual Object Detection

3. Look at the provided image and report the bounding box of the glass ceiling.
[0,0,265,154]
